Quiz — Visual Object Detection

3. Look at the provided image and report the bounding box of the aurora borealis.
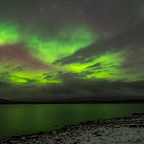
[0,0,144,101]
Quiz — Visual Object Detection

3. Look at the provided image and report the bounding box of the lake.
[0,104,144,140]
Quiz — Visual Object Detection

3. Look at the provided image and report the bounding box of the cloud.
[0,1,144,101]
[0,44,55,71]
[55,21,144,65]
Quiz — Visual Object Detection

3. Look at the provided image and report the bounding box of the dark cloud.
[55,21,144,65]
[0,76,144,101]
[14,66,23,72]
[88,63,101,68]
[0,81,11,87]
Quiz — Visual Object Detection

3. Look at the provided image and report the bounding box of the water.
[0,104,144,140]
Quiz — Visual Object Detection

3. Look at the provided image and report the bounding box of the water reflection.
[0,104,144,140]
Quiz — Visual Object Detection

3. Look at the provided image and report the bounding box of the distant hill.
[0,98,144,104]
[0,99,14,104]
[0,99,30,104]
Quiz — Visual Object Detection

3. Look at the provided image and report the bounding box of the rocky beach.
[0,115,144,144]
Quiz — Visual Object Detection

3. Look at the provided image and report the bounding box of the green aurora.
[0,0,144,100]
[0,23,127,86]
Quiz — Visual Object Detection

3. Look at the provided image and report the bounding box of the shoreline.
[1,98,144,104]
[1,115,144,144]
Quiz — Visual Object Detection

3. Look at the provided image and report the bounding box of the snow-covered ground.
[1,115,144,144]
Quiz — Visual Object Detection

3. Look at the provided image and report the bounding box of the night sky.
[0,0,144,102]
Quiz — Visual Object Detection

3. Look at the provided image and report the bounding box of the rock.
[10,140,20,143]
[52,131,57,134]
[96,134,101,136]
[38,132,45,135]
[21,136,26,141]
[129,124,137,128]
[27,135,38,139]
[10,135,18,139]
[55,138,62,141]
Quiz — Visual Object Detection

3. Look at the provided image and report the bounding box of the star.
[40,8,44,11]
[52,6,56,9]
[79,10,82,14]
[28,23,31,26]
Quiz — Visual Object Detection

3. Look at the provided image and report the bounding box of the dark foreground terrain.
[1,98,144,104]
[1,115,144,144]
